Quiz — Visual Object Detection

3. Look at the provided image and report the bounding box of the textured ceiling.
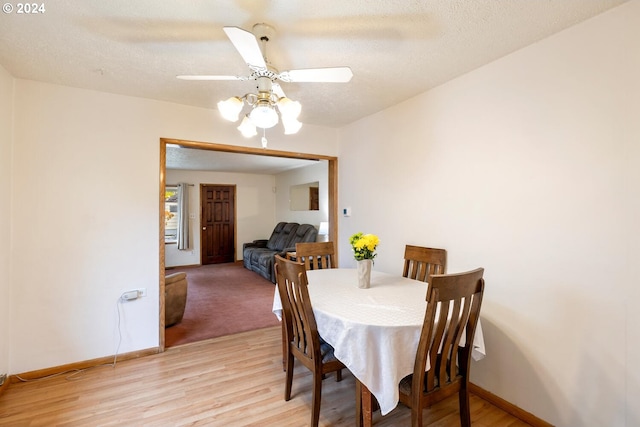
[0,0,628,131]
[166,145,319,174]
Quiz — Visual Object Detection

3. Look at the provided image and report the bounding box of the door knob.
[202,227,206,230]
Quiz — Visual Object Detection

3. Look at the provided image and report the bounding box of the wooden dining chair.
[402,245,447,282]
[398,268,485,427]
[280,241,337,369]
[274,255,346,427]
[295,241,337,270]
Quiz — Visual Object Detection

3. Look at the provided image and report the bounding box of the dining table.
[272,267,486,422]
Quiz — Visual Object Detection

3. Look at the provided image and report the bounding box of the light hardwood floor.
[0,326,531,426]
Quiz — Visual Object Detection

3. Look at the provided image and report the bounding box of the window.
[165,186,178,243]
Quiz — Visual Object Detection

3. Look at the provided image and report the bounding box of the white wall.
[623,3,640,421]
[337,3,639,426]
[165,168,278,266]
[7,79,338,374]
[0,65,13,379]
[275,161,329,229]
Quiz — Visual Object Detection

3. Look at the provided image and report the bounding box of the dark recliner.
[243,222,318,283]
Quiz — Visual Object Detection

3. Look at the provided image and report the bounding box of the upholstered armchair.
[165,272,188,327]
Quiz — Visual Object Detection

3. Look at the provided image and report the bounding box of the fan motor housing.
[252,23,276,42]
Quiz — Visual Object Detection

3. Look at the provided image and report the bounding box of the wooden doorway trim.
[158,138,339,350]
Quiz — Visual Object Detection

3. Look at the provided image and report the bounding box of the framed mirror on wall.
[290,181,319,211]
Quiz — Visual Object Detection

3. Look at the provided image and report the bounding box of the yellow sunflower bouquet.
[349,232,380,261]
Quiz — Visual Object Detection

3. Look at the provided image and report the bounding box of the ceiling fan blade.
[223,26,266,69]
[282,67,353,83]
[176,75,244,81]
[272,83,286,98]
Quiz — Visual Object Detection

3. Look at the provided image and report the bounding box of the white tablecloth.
[272,268,486,416]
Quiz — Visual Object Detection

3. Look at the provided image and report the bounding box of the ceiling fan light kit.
[179,23,353,147]
[219,77,301,133]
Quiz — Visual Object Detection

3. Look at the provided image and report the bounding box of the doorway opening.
[158,138,338,350]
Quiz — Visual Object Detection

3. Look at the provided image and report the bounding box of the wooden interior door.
[201,184,235,264]
[309,187,319,210]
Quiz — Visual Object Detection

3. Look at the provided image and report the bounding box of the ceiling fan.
[177,23,354,85]
[177,23,353,146]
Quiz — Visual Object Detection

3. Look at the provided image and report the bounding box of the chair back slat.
[403,245,447,282]
[296,241,336,271]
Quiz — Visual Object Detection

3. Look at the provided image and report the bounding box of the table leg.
[356,379,374,427]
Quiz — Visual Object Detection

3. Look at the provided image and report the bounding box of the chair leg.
[410,406,423,427]
[284,352,294,401]
[336,368,342,382]
[311,371,323,427]
[356,380,362,427]
[281,322,287,371]
[459,383,471,427]
[409,389,424,427]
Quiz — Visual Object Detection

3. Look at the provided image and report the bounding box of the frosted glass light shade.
[217,97,243,122]
[237,116,257,137]
[282,117,302,135]
[249,104,279,129]
[277,97,302,120]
